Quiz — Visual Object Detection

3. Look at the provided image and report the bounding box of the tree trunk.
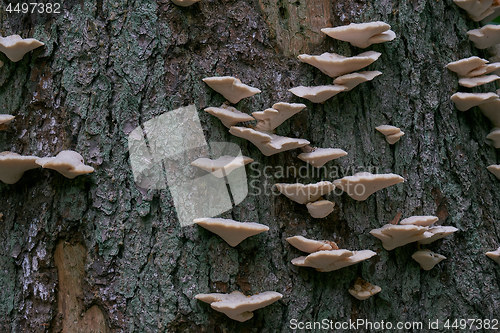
[1,0,499,332]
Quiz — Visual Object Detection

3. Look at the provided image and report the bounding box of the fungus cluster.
[275,181,336,218]
[453,0,500,21]
[0,35,44,62]
[375,125,405,144]
[348,278,382,301]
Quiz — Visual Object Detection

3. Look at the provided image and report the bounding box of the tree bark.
[1,0,499,332]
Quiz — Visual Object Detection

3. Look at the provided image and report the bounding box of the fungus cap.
[446,56,489,77]
[275,181,335,204]
[487,164,500,179]
[306,200,335,218]
[468,62,500,77]
[418,225,459,244]
[375,125,405,144]
[0,35,44,62]
[333,71,382,91]
[453,0,495,21]
[289,85,346,103]
[467,25,500,49]
[297,147,347,167]
[411,250,446,270]
[286,235,338,253]
[297,51,381,78]
[333,172,404,201]
[171,0,201,6]
[321,21,395,48]
[195,291,282,322]
[0,152,39,184]
[204,105,254,128]
[194,217,268,247]
[203,76,261,104]
[458,74,500,88]
[291,249,376,272]
[191,155,253,178]
[0,114,14,130]
[399,215,439,227]
[486,128,500,148]
[252,102,306,132]
[348,278,382,300]
[36,150,94,179]
[450,92,498,111]
[369,224,429,250]
[485,247,500,265]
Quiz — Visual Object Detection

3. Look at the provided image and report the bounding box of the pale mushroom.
[291,249,376,272]
[348,278,382,300]
[191,155,253,178]
[253,102,306,132]
[297,51,381,78]
[171,0,201,6]
[288,85,347,103]
[375,125,405,144]
[418,225,459,244]
[369,224,429,250]
[274,181,335,204]
[321,21,396,48]
[446,56,489,77]
[35,150,94,179]
[467,25,500,50]
[229,126,309,156]
[486,128,500,148]
[485,247,500,264]
[468,62,500,77]
[306,200,335,218]
[479,98,500,127]
[411,250,447,270]
[193,217,269,247]
[453,0,496,21]
[286,235,338,253]
[450,92,498,111]
[333,172,404,201]
[399,215,439,227]
[487,164,500,179]
[204,104,254,128]
[458,74,500,88]
[0,35,44,62]
[297,147,348,167]
[0,152,39,184]
[203,76,261,104]
[333,71,383,91]
[195,291,282,322]
[0,114,14,130]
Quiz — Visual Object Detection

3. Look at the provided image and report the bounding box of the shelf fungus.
[306,200,335,218]
[229,126,309,156]
[399,215,439,227]
[486,128,500,148]
[287,235,376,272]
[275,181,335,204]
[0,114,14,130]
[446,56,500,77]
[0,152,39,184]
[297,51,381,78]
[411,250,446,270]
[202,76,261,104]
[467,25,500,50]
[191,155,253,178]
[459,74,500,88]
[252,102,306,132]
[453,0,498,21]
[204,104,254,128]
[375,125,405,144]
[450,92,498,111]
[348,278,382,301]
[193,217,268,247]
[485,247,500,265]
[288,85,347,103]
[171,0,201,6]
[195,291,282,322]
[297,147,347,167]
[35,150,94,179]
[333,172,404,201]
[487,164,500,179]
[479,98,500,127]
[333,71,382,91]
[0,35,44,62]
[321,21,396,48]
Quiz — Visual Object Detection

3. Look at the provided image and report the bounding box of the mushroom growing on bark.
[0,152,39,184]
[348,278,382,300]
[467,25,500,49]
[297,147,347,167]
[0,115,14,130]
[252,102,306,132]
[446,56,489,76]
[321,21,396,48]
[486,128,500,148]
[453,0,497,21]
[306,200,335,218]
[286,236,339,253]
[458,74,500,88]
[274,181,335,204]
[451,92,498,111]
[35,150,94,179]
[191,155,253,178]
[333,172,404,201]
[411,250,447,270]
[297,51,381,78]
[204,104,254,128]
[288,85,347,103]
[375,125,405,144]
[333,71,383,91]
[193,217,269,247]
[203,76,261,104]
[195,291,282,322]
[485,247,500,264]
[487,164,500,179]
[0,35,44,62]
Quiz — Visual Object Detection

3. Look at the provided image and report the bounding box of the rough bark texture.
[0,0,499,332]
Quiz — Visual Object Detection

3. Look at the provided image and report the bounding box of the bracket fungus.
[252,102,306,132]
[306,200,335,218]
[297,147,347,167]
[191,155,253,178]
[195,291,282,322]
[446,56,488,76]
[375,125,405,144]
[467,25,500,50]
[229,126,309,156]
[485,247,500,265]
[203,76,261,104]
[274,181,335,204]
[333,172,404,201]
[453,0,498,21]
[487,164,500,179]
[35,150,94,179]
[204,104,254,128]
[287,236,376,272]
[171,0,201,6]
[348,278,382,301]
[486,128,500,148]
[333,71,382,91]
[450,92,498,111]
[458,74,500,87]
[0,115,14,130]
[411,250,447,270]
[321,21,396,48]
[193,218,269,247]
[0,152,39,184]
[297,51,381,78]
[0,35,44,62]
[288,85,347,103]
[399,215,439,226]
